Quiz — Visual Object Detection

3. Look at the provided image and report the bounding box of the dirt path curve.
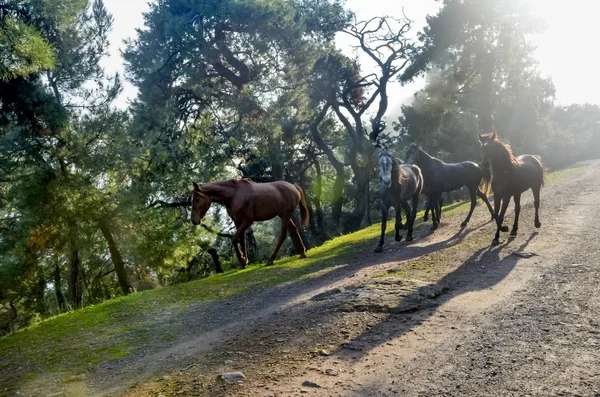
[97,161,600,397]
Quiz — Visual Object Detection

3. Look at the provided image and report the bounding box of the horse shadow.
[332,232,538,364]
[91,221,521,394]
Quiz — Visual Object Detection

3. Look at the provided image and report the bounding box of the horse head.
[378,152,394,188]
[404,143,420,165]
[191,181,211,225]
[478,132,498,164]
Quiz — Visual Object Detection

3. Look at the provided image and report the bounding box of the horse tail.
[478,161,492,195]
[413,164,424,196]
[295,184,310,228]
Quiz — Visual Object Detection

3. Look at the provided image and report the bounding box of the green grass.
[544,162,587,184]
[0,162,587,393]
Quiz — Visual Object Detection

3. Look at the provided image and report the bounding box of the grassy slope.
[0,163,587,392]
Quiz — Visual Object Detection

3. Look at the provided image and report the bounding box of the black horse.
[375,152,423,253]
[404,144,494,230]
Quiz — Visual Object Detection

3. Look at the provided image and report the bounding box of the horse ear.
[491,131,497,141]
[192,181,201,191]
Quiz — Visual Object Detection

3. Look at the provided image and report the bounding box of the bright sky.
[101,0,600,112]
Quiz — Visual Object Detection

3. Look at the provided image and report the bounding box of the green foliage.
[0,16,55,79]
[1,0,599,350]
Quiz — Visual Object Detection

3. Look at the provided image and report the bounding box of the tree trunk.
[313,162,325,229]
[68,232,83,308]
[331,171,345,227]
[310,105,345,227]
[343,140,373,233]
[343,166,370,233]
[207,248,224,273]
[478,51,494,133]
[99,217,135,295]
[54,261,66,312]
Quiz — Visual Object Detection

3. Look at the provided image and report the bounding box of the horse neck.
[201,181,237,205]
[391,157,401,184]
[416,148,437,170]
[489,146,518,176]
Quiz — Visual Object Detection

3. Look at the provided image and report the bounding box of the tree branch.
[145,199,191,209]
[201,224,234,238]
[310,104,345,173]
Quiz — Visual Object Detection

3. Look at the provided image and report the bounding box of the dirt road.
[93,161,600,397]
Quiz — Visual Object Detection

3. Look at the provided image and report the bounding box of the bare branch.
[201,224,234,238]
[310,105,345,173]
[332,103,359,142]
[145,199,190,209]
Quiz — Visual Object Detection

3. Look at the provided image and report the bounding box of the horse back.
[249,181,299,202]
[421,159,483,192]
[399,164,423,198]
[517,155,545,186]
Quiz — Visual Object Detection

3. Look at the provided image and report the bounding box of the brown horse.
[191,178,309,268]
[479,132,545,245]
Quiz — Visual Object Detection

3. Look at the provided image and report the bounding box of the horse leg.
[476,188,494,221]
[510,193,521,237]
[232,221,251,269]
[267,215,291,266]
[395,205,405,231]
[492,196,511,245]
[422,195,431,222]
[460,187,477,228]
[532,185,541,228]
[375,205,389,252]
[397,202,411,242]
[430,193,441,231]
[406,195,419,242]
[288,219,307,259]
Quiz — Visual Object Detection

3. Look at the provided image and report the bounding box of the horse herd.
[191,132,545,268]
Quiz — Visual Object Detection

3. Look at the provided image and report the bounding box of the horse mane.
[390,155,410,185]
[415,146,443,167]
[490,137,521,167]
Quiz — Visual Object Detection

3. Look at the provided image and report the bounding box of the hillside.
[0,162,591,397]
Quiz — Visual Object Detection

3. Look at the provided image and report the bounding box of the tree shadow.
[88,219,509,394]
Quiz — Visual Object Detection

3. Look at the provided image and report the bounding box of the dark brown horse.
[405,144,494,230]
[191,179,309,267]
[375,153,423,252]
[479,132,545,245]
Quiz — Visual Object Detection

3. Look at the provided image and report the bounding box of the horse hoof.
[460,221,467,228]
[510,230,518,237]
[300,253,307,259]
[430,224,438,231]
[266,261,274,266]
[492,239,500,246]
[535,221,541,229]
[406,235,414,242]
[395,235,402,242]
[501,225,509,233]
[374,246,383,253]
[423,215,429,222]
